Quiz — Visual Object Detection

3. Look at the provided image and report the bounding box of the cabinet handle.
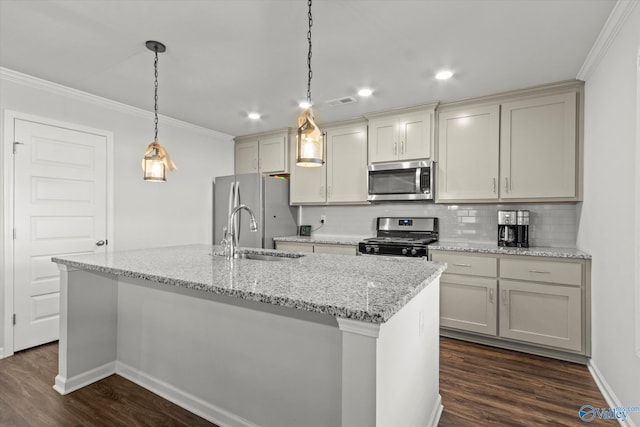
[453,263,472,267]
[489,288,494,304]
[504,177,509,193]
[492,178,497,194]
[502,289,508,305]
[400,140,405,154]
[393,142,397,155]
[529,269,551,274]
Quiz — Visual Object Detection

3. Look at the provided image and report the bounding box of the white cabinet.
[499,280,582,352]
[437,105,500,201]
[290,123,368,205]
[275,241,357,255]
[440,273,498,335]
[235,131,288,175]
[500,92,577,199]
[435,87,580,203]
[431,250,589,358]
[368,106,435,163]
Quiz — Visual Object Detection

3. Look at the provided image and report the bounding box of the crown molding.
[577,0,639,81]
[0,67,233,140]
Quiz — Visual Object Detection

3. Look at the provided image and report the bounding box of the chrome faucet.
[223,204,258,259]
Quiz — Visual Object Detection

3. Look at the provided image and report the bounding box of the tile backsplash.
[299,203,578,248]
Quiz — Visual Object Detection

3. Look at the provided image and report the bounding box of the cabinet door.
[368,117,397,163]
[313,244,357,255]
[259,135,286,174]
[499,280,582,351]
[440,273,498,335]
[500,92,577,199]
[275,241,314,253]
[437,105,500,201]
[397,110,431,161]
[326,125,368,203]
[235,140,259,174]
[289,134,326,204]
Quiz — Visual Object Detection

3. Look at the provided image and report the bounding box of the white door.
[13,118,108,351]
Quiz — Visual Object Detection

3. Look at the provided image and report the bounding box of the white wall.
[0,69,235,355]
[577,3,640,424]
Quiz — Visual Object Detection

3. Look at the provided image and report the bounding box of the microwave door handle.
[415,167,421,194]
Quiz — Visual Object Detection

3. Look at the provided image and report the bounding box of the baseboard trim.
[588,360,637,427]
[115,361,259,427]
[427,394,444,427]
[53,362,116,395]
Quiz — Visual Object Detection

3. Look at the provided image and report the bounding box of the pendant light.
[143,40,176,182]
[296,0,324,167]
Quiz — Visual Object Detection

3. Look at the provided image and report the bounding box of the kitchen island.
[52,244,446,427]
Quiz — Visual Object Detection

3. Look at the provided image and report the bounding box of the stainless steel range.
[358,217,439,257]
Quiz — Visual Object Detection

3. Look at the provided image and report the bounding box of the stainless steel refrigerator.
[213,173,297,249]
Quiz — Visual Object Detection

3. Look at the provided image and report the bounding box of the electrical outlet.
[320,215,327,224]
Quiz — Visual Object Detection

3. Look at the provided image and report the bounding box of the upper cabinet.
[367,106,435,163]
[235,130,288,175]
[436,83,582,203]
[290,122,368,205]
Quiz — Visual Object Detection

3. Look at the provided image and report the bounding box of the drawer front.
[500,258,582,286]
[275,242,314,253]
[313,244,357,255]
[431,252,497,277]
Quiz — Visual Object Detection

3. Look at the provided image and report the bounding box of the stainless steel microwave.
[367,160,435,201]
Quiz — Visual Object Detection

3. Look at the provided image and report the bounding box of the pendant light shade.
[295,0,324,167]
[296,109,323,167]
[142,40,176,182]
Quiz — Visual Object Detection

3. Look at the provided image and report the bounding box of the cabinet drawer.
[431,252,497,277]
[275,242,314,253]
[314,244,357,255]
[500,258,582,286]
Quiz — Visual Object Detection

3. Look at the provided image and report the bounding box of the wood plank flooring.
[0,338,613,426]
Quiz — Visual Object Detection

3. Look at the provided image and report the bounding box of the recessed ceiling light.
[299,100,312,109]
[248,112,261,120]
[358,88,373,97]
[435,70,454,80]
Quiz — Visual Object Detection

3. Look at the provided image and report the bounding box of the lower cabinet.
[275,241,357,256]
[431,250,589,358]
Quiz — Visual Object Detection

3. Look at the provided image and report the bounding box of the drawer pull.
[453,263,472,267]
[489,288,494,303]
[529,270,551,274]
[502,289,508,305]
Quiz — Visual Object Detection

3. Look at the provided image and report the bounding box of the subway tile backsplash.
[299,203,578,248]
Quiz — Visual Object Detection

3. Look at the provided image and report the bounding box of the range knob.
[365,245,372,253]
[402,248,408,255]
[410,248,418,256]
[373,246,380,254]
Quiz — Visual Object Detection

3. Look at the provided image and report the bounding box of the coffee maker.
[516,209,530,248]
[498,210,517,247]
[498,209,530,247]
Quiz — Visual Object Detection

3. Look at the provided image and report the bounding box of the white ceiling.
[0,0,615,137]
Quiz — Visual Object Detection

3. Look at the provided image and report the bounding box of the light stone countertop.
[52,244,446,324]
[274,235,366,246]
[428,242,592,260]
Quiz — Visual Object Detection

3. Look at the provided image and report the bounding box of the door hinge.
[13,141,24,154]
[13,314,16,326]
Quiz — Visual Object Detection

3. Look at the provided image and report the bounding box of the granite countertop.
[274,235,367,246]
[52,244,446,324]
[428,242,592,260]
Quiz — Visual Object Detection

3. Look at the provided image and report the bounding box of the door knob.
[96,240,107,246]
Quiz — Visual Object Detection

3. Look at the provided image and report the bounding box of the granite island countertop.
[428,242,592,260]
[52,244,446,324]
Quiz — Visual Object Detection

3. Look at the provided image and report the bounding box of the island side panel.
[54,266,118,394]
[115,276,343,427]
[337,275,442,427]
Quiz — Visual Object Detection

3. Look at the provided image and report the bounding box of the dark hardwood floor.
[0,338,613,426]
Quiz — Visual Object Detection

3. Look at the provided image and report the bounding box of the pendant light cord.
[306,0,313,103]
[153,47,159,143]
